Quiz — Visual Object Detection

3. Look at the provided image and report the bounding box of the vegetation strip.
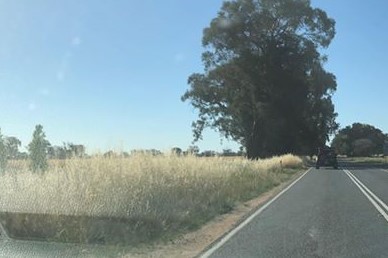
[119,168,307,258]
[0,154,303,245]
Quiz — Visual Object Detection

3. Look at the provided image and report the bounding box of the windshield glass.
[0,1,387,257]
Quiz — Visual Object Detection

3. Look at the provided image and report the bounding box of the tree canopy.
[4,136,21,159]
[0,129,7,172]
[28,124,50,172]
[182,0,338,158]
[331,123,387,157]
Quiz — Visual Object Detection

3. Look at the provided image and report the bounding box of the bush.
[28,125,50,173]
[0,129,7,173]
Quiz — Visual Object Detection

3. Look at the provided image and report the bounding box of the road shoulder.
[122,168,308,258]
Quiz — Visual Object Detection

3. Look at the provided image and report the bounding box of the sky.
[0,0,386,153]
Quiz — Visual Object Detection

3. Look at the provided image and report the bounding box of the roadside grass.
[0,154,303,245]
[344,156,388,165]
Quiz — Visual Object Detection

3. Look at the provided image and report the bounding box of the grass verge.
[343,156,388,164]
[341,156,388,168]
[0,154,303,245]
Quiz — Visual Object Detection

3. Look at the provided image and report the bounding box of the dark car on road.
[316,147,338,169]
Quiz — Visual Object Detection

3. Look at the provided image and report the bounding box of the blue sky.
[0,0,386,153]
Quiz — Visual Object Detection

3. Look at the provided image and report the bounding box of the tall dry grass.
[0,154,302,237]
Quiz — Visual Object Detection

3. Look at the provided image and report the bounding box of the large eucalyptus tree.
[182,0,338,158]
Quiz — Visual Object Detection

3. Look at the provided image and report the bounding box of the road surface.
[202,164,388,258]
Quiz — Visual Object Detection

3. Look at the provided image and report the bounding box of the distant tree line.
[47,143,86,159]
[0,124,86,173]
[0,124,248,175]
[170,146,244,157]
[101,146,245,158]
[0,132,27,161]
[332,123,388,157]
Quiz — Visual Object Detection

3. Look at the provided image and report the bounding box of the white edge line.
[0,221,10,240]
[345,170,388,212]
[200,167,312,258]
[343,170,388,222]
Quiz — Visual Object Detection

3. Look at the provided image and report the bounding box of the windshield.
[0,1,387,257]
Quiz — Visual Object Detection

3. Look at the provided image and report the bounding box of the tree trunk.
[246,120,267,159]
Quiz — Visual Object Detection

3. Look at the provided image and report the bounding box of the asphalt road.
[202,166,388,258]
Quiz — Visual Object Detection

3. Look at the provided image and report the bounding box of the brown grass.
[0,154,303,244]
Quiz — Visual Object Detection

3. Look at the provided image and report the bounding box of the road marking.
[200,168,312,258]
[343,170,388,222]
[345,170,388,212]
[0,221,10,240]
[381,169,388,173]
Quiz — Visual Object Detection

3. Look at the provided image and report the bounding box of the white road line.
[345,169,388,212]
[343,170,388,222]
[200,168,312,258]
[0,222,10,240]
[381,169,388,173]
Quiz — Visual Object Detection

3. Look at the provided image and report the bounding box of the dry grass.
[342,156,388,167]
[0,154,302,242]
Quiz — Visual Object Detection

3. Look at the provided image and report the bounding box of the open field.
[0,154,303,244]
